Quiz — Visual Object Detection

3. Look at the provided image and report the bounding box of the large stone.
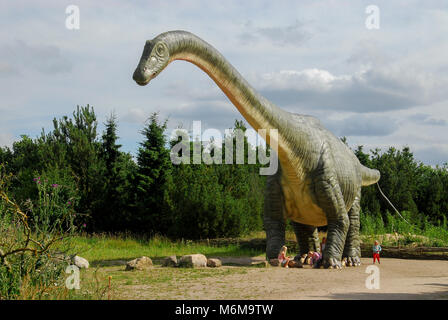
[73,255,89,269]
[207,258,222,268]
[178,254,207,268]
[162,255,178,267]
[125,256,153,271]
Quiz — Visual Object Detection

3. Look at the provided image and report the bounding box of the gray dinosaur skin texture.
[133,30,381,269]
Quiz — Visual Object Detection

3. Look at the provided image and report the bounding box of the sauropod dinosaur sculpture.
[132,30,380,268]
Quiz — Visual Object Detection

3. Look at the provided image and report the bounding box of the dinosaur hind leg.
[343,188,362,267]
[264,168,286,260]
[290,221,319,260]
[313,142,350,269]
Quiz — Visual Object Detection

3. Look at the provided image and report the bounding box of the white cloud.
[239,20,312,47]
[325,114,398,137]
[254,68,351,92]
[0,133,15,148]
[250,62,448,113]
[0,40,72,76]
[121,108,149,124]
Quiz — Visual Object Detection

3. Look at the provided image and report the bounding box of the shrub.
[0,165,77,299]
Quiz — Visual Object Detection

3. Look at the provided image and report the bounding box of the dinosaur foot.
[322,257,342,269]
[343,256,361,267]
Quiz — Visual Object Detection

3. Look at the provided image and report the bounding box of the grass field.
[66,233,265,265]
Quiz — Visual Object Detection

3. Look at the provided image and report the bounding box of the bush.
[0,165,77,299]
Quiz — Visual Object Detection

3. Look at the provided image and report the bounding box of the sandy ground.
[118,257,448,300]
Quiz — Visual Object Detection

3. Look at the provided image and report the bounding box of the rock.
[73,255,89,269]
[178,254,207,268]
[125,256,153,271]
[269,258,280,266]
[162,255,178,267]
[207,258,222,268]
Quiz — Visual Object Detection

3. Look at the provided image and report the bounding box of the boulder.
[178,254,207,268]
[73,255,89,269]
[207,258,222,268]
[162,255,178,267]
[125,256,153,271]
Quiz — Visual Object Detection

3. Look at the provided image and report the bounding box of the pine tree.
[135,113,173,234]
[93,113,125,230]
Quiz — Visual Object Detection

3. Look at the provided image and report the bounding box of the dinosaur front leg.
[264,169,286,260]
[343,189,361,267]
[313,144,350,269]
[290,221,319,260]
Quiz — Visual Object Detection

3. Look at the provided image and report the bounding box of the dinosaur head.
[133,39,170,86]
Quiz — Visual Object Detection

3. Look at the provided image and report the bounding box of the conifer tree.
[135,113,173,234]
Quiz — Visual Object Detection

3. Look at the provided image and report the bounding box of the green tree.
[89,113,139,231]
[134,113,174,234]
[50,105,103,224]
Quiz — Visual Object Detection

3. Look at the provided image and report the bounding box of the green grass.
[64,233,265,265]
[360,210,448,247]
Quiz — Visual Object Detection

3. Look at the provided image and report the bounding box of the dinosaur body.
[133,30,380,268]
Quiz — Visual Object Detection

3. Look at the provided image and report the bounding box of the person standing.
[373,240,382,264]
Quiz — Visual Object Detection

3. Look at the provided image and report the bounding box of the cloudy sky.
[0,0,447,165]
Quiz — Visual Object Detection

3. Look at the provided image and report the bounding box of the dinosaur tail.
[361,165,380,186]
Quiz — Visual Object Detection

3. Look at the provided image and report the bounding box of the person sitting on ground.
[307,250,322,267]
[278,246,291,268]
[299,253,307,265]
[373,240,382,264]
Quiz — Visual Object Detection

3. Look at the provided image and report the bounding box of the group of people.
[277,237,382,268]
[277,237,327,268]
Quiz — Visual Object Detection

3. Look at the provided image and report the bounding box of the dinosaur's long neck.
[160,31,288,141]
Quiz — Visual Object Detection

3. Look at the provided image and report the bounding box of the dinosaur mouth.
[135,78,150,86]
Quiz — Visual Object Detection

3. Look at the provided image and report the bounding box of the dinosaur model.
[133,30,380,268]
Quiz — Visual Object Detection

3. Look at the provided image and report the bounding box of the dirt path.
[113,257,448,300]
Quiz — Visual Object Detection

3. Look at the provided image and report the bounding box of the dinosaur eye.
[156,44,165,56]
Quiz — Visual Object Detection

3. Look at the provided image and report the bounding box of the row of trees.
[355,145,448,227]
[0,105,265,238]
[0,104,447,238]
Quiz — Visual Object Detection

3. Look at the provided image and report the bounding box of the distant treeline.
[0,105,446,238]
